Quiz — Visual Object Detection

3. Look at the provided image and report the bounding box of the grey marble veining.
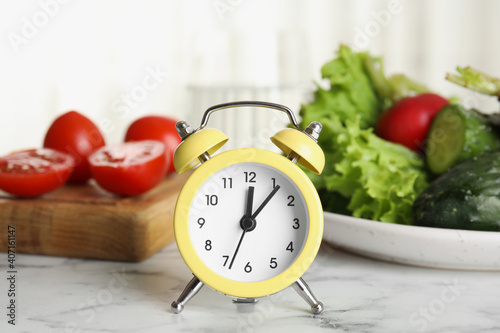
[1,242,499,333]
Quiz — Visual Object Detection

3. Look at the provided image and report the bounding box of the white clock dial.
[188,162,309,283]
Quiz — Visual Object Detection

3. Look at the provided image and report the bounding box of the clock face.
[187,162,309,283]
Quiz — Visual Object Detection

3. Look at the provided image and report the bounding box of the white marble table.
[2,240,499,333]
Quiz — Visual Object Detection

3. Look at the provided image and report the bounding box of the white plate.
[323,212,500,270]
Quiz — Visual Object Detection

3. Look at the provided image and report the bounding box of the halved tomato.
[124,115,180,175]
[0,148,75,197]
[88,140,167,196]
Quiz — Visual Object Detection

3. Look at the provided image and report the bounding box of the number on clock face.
[188,162,309,283]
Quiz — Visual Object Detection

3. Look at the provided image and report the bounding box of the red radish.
[375,93,449,151]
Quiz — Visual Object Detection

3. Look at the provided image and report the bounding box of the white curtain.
[1,0,499,154]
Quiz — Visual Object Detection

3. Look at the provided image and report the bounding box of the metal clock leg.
[292,278,324,314]
[171,275,204,314]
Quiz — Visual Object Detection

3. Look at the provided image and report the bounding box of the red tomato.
[375,93,449,151]
[124,115,180,175]
[88,140,167,196]
[0,149,74,197]
[44,111,105,183]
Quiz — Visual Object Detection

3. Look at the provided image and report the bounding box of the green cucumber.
[426,104,500,174]
[413,152,500,231]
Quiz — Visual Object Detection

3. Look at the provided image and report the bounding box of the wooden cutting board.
[0,173,189,262]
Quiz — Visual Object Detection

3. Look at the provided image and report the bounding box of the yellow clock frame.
[174,148,323,299]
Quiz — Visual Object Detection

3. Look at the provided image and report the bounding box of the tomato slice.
[0,148,75,197]
[124,115,180,175]
[88,140,167,196]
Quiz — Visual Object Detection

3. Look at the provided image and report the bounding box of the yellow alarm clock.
[171,101,325,314]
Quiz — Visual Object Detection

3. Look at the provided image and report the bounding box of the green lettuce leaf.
[446,66,500,96]
[301,45,381,129]
[300,46,429,224]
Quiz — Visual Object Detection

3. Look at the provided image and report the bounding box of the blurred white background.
[1,0,500,154]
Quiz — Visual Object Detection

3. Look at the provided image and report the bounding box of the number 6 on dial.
[170,101,326,315]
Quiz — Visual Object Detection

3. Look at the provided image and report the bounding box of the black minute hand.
[251,185,280,219]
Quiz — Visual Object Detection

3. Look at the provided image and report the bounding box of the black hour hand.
[251,185,280,219]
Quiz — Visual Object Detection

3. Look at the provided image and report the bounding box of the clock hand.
[228,185,280,270]
[228,186,255,270]
[245,186,254,217]
[228,228,247,270]
[251,185,280,219]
